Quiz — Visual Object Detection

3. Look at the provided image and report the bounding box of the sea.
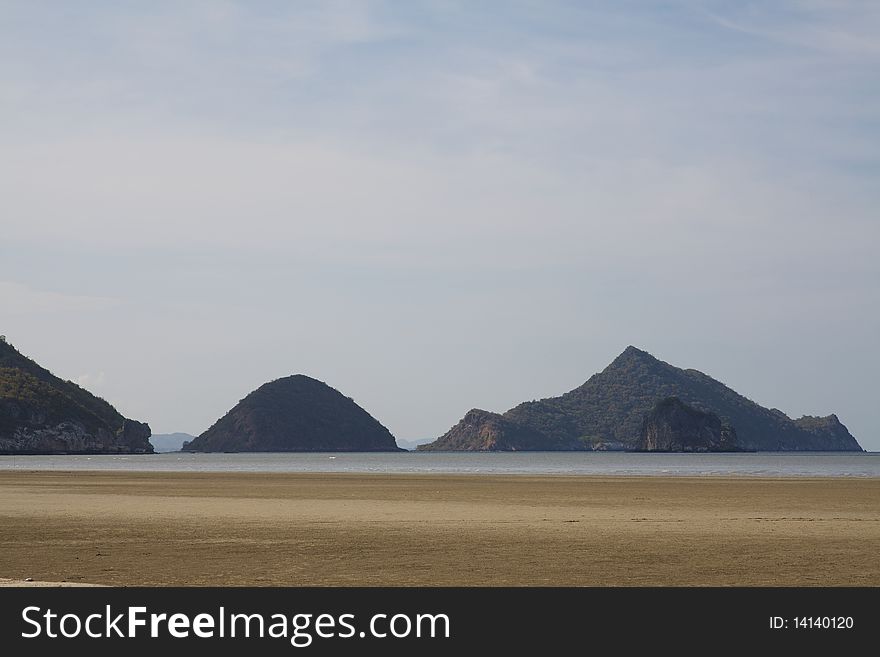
[0,451,878,477]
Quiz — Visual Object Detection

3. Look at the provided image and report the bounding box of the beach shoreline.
[2,470,877,586]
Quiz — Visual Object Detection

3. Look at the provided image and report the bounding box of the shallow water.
[1,451,878,477]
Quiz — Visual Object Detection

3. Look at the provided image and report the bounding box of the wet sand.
[0,471,877,586]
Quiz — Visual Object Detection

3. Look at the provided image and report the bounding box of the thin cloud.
[698,1,880,57]
[76,371,106,389]
[0,281,118,317]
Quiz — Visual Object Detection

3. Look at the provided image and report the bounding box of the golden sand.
[0,471,877,586]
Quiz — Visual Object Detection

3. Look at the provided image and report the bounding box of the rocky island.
[420,346,862,452]
[184,375,401,452]
[0,338,152,454]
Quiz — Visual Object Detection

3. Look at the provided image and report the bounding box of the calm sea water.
[0,451,878,477]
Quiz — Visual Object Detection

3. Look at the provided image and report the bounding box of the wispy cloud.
[0,281,117,316]
[76,370,106,389]
[699,0,880,57]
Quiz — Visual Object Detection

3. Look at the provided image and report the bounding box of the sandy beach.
[0,471,877,586]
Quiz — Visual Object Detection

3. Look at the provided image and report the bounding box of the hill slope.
[185,375,401,452]
[419,408,581,451]
[0,339,152,454]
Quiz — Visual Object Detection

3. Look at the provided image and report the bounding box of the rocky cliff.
[0,340,152,454]
[639,397,740,452]
[184,375,401,452]
[792,414,861,451]
[418,408,580,451]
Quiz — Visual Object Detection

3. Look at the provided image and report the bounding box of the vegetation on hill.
[185,375,401,452]
[0,340,152,454]
[0,341,125,430]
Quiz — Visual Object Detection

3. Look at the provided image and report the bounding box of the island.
[183,375,402,452]
[419,346,862,452]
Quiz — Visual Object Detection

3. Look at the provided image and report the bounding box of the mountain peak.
[257,374,329,393]
[606,345,662,370]
[620,345,654,359]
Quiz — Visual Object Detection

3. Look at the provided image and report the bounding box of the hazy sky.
[1,1,878,449]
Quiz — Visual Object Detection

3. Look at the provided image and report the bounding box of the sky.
[1,1,878,449]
